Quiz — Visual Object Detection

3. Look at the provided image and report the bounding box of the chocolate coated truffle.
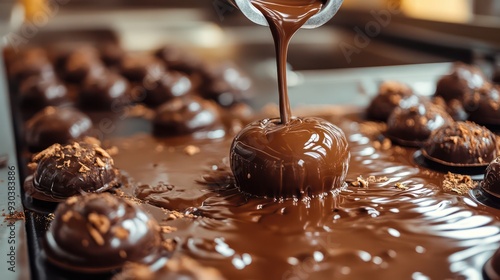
[79,71,130,111]
[19,76,70,111]
[120,55,166,83]
[199,63,252,107]
[25,139,120,201]
[63,47,105,84]
[153,96,225,139]
[482,157,500,199]
[230,117,350,198]
[8,48,55,86]
[366,81,413,121]
[25,107,93,152]
[386,103,453,147]
[141,71,192,108]
[434,62,486,102]
[154,45,203,75]
[463,83,500,125]
[99,43,125,67]
[422,121,497,166]
[44,193,165,273]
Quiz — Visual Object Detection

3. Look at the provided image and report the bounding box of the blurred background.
[1,0,500,106]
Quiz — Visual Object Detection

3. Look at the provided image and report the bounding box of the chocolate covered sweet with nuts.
[463,83,500,126]
[24,138,120,202]
[44,193,166,273]
[422,121,497,166]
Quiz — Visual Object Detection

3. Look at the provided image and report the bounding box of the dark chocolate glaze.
[366,81,414,121]
[44,193,167,273]
[18,76,70,111]
[230,117,349,198]
[153,96,225,139]
[483,157,500,199]
[464,83,500,126]
[25,139,120,202]
[386,102,453,147]
[142,71,192,108]
[435,62,486,102]
[63,48,105,84]
[484,246,500,280]
[120,55,166,83]
[103,109,500,280]
[25,107,93,152]
[422,121,498,166]
[79,71,130,111]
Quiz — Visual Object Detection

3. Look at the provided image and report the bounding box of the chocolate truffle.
[120,55,166,83]
[463,83,500,125]
[25,138,120,201]
[482,157,500,199]
[7,48,55,87]
[366,81,414,122]
[25,107,93,152]
[199,63,252,107]
[154,45,203,75]
[422,121,497,166]
[434,62,486,102]
[79,71,130,111]
[18,76,70,111]
[386,102,453,147]
[99,42,125,67]
[63,47,105,84]
[141,71,192,108]
[115,255,224,280]
[153,96,225,139]
[44,193,166,273]
[230,117,350,198]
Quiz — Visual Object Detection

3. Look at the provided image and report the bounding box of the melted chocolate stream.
[251,0,323,124]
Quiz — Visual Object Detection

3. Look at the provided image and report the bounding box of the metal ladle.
[227,0,344,29]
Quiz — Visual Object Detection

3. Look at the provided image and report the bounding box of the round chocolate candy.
[153,96,225,139]
[230,117,350,198]
[7,48,55,87]
[422,121,497,167]
[482,157,500,199]
[154,45,203,75]
[199,62,252,107]
[25,138,120,202]
[463,83,500,126]
[366,81,414,122]
[25,107,93,152]
[434,62,486,102]
[44,193,166,273]
[141,71,192,108]
[99,42,125,67]
[79,71,130,111]
[18,76,70,111]
[386,102,453,147]
[120,55,166,83]
[63,47,105,84]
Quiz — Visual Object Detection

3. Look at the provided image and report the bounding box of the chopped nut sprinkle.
[160,226,178,233]
[442,172,478,195]
[87,225,105,246]
[394,182,408,190]
[88,213,111,234]
[114,227,129,239]
[184,145,201,156]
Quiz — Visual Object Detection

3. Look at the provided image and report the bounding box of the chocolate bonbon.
[464,83,500,126]
[422,121,497,166]
[366,81,413,121]
[79,71,130,111]
[482,157,500,199]
[44,193,166,273]
[141,71,192,108]
[435,62,486,102]
[386,102,453,147]
[19,76,70,111]
[24,138,120,201]
[25,107,93,152]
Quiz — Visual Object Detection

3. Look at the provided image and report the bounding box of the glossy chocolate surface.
[63,48,105,84]
[120,55,165,83]
[422,121,497,166]
[25,107,93,152]
[200,63,252,107]
[366,81,413,121]
[153,96,225,139]
[154,46,203,75]
[19,76,70,111]
[7,48,56,87]
[464,83,500,126]
[44,193,165,273]
[79,71,130,111]
[483,157,500,199]
[25,139,120,202]
[230,117,349,198]
[386,102,453,147]
[141,71,192,108]
[435,62,486,102]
